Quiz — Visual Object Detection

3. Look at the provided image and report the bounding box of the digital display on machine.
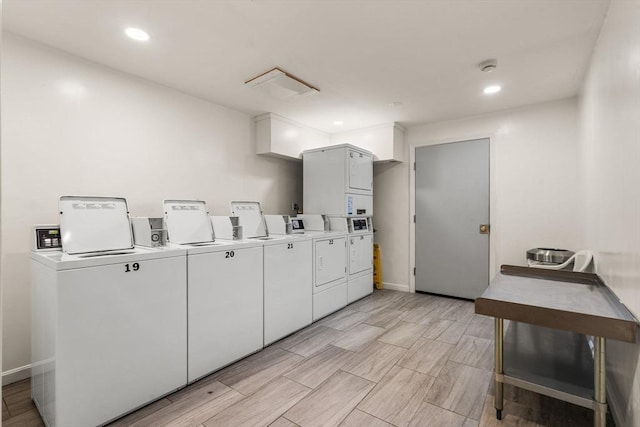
[291,219,304,230]
[352,219,368,231]
[35,227,63,250]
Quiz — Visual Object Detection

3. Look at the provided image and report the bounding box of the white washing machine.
[232,202,312,345]
[31,196,187,427]
[292,215,348,321]
[329,216,374,303]
[163,200,264,383]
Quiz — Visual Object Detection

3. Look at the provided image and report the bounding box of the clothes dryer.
[293,215,348,321]
[232,203,312,345]
[163,200,263,383]
[329,216,374,303]
[31,196,187,427]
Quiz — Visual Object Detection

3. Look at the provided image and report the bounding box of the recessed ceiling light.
[333,121,344,126]
[483,85,502,95]
[125,27,150,42]
[57,81,87,99]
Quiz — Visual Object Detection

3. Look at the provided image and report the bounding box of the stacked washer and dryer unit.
[303,144,375,307]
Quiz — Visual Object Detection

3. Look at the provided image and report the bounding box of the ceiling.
[4,0,609,133]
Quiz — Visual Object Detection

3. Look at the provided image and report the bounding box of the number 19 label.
[124,263,140,272]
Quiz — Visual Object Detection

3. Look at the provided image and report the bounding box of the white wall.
[374,98,582,291]
[373,139,411,291]
[579,2,640,425]
[1,34,302,382]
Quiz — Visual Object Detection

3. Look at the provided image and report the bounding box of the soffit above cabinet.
[255,113,405,163]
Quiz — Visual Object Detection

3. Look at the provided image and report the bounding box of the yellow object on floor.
[373,243,383,289]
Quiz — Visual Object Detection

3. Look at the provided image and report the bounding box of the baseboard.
[2,364,31,386]
[381,282,410,292]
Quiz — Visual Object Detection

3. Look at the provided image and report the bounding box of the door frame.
[409,133,497,294]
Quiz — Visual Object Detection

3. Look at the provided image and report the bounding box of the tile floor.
[3,290,600,426]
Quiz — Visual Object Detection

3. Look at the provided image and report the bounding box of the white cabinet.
[304,144,373,216]
[263,239,313,345]
[187,245,263,383]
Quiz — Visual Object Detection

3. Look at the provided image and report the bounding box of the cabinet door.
[314,237,347,288]
[350,234,373,275]
[348,150,373,192]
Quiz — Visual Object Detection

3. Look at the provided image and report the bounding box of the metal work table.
[475,265,638,427]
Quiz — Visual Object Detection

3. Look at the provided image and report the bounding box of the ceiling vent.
[245,67,319,99]
[479,59,498,72]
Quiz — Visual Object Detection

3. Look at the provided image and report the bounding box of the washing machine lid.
[230,201,267,238]
[59,196,134,255]
[163,199,215,244]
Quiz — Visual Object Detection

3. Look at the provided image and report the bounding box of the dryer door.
[314,236,347,288]
[349,233,373,275]
[348,149,373,192]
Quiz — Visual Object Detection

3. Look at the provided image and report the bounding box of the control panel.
[34,225,63,251]
[352,219,368,231]
[291,218,305,233]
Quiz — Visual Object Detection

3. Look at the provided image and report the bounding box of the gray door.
[415,139,489,299]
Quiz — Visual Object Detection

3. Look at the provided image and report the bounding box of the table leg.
[495,317,504,420]
[594,337,607,427]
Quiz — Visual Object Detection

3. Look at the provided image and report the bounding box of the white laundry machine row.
[329,216,374,304]
[290,215,349,321]
[163,200,264,383]
[31,197,188,427]
[232,203,313,346]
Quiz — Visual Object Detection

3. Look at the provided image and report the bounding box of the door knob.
[479,224,490,234]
